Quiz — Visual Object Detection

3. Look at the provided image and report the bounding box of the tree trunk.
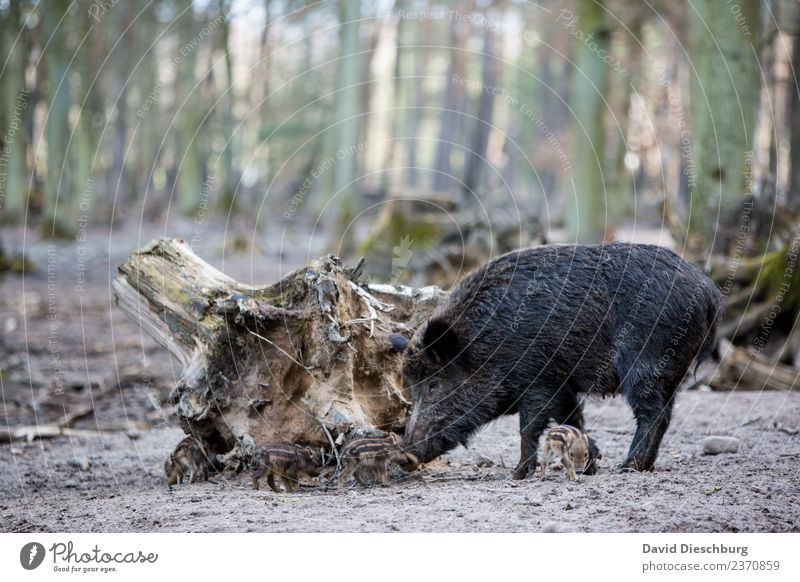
[565,0,609,242]
[112,239,446,466]
[788,29,800,210]
[1,0,29,219]
[606,17,641,222]
[406,13,428,189]
[41,0,75,238]
[176,0,206,216]
[217,0,238,214]
[432,20,467,192]
[331,0,363,238]
[687,0,761,252]
[108,0,133,211]
[462,21,497,200]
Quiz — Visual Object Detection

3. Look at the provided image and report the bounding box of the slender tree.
[788,18,800,210]
[175,0,206,215]
[432,18,467,192]
[107,0,133,210]
[331,0,362,223]
[462,19,498,200]
[565,0,609,242]
[217,0,238,214]
[42,0,75,237]
[687,0,761,250]
[1,0,30,219]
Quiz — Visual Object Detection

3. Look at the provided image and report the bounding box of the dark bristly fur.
[540,425,594,481]
[337,433,419,488]
[164,436,210,485]
[394,243,724,478]
[251,444,322,493]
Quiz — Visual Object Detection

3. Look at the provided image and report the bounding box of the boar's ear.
[386,333,409,353]
[422,318,460,363]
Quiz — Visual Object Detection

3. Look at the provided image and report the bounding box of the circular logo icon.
[20,542,46,570]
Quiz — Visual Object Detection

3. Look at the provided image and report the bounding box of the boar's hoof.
[511,463,530,480]
[618,459,655,473]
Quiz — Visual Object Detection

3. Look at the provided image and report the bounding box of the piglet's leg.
[558,392,599,475]
[267,471,281,493]
[562,454,577,481]
[354,467,369,487]
[539,442,550,480]
[377,463,389,486]
[337,462,356,489]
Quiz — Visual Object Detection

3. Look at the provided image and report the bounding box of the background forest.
[2,0,797,254]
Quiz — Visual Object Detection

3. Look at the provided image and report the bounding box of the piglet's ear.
[422,318,460,363]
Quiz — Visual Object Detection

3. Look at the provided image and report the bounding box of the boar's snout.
[404,409,436,463]
[404,422,449,464]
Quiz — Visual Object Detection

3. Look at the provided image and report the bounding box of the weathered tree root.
[112,239,446,469]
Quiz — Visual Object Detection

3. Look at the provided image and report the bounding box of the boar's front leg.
[512,400,551,480]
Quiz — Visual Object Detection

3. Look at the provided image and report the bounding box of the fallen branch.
[57,405,96,429]
[0,426,108,443]
[710,339,800,391]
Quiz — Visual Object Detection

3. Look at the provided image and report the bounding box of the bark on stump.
[112,238,445,468]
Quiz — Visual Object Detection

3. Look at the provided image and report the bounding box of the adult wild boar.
[394,243,723,478]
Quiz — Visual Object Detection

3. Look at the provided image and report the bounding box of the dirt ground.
[1,223,799,532]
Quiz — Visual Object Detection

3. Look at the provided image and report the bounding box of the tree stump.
[112,238,446,468]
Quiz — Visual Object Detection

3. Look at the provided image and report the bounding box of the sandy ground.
[2,391,799,533]
[1,223,799,532]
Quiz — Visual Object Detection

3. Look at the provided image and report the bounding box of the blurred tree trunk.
[257,0,272,191]
[359,16,381,164]
[217,0,238,214]
[406,12,428,188]
[606,19,641,222]
[533,33,567,205]
[133,2,159,211]
[788,29,800,210]
[462,21,497,201]
[42,0,75,237]
[108,0,133,212]
[331,0,362,245]
[687,0,761,252]
[1,0,29,219]
[433,20,467,192]
[176,0,205,215]
[565,0,609,242]
[382,3,406,193]
[73,4,104,224]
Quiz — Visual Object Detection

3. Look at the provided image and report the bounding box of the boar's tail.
[693,283,726,375]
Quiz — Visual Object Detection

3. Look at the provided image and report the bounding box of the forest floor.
[1,222,799,532]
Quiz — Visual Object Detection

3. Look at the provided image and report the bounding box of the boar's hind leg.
[621,379,676,471]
